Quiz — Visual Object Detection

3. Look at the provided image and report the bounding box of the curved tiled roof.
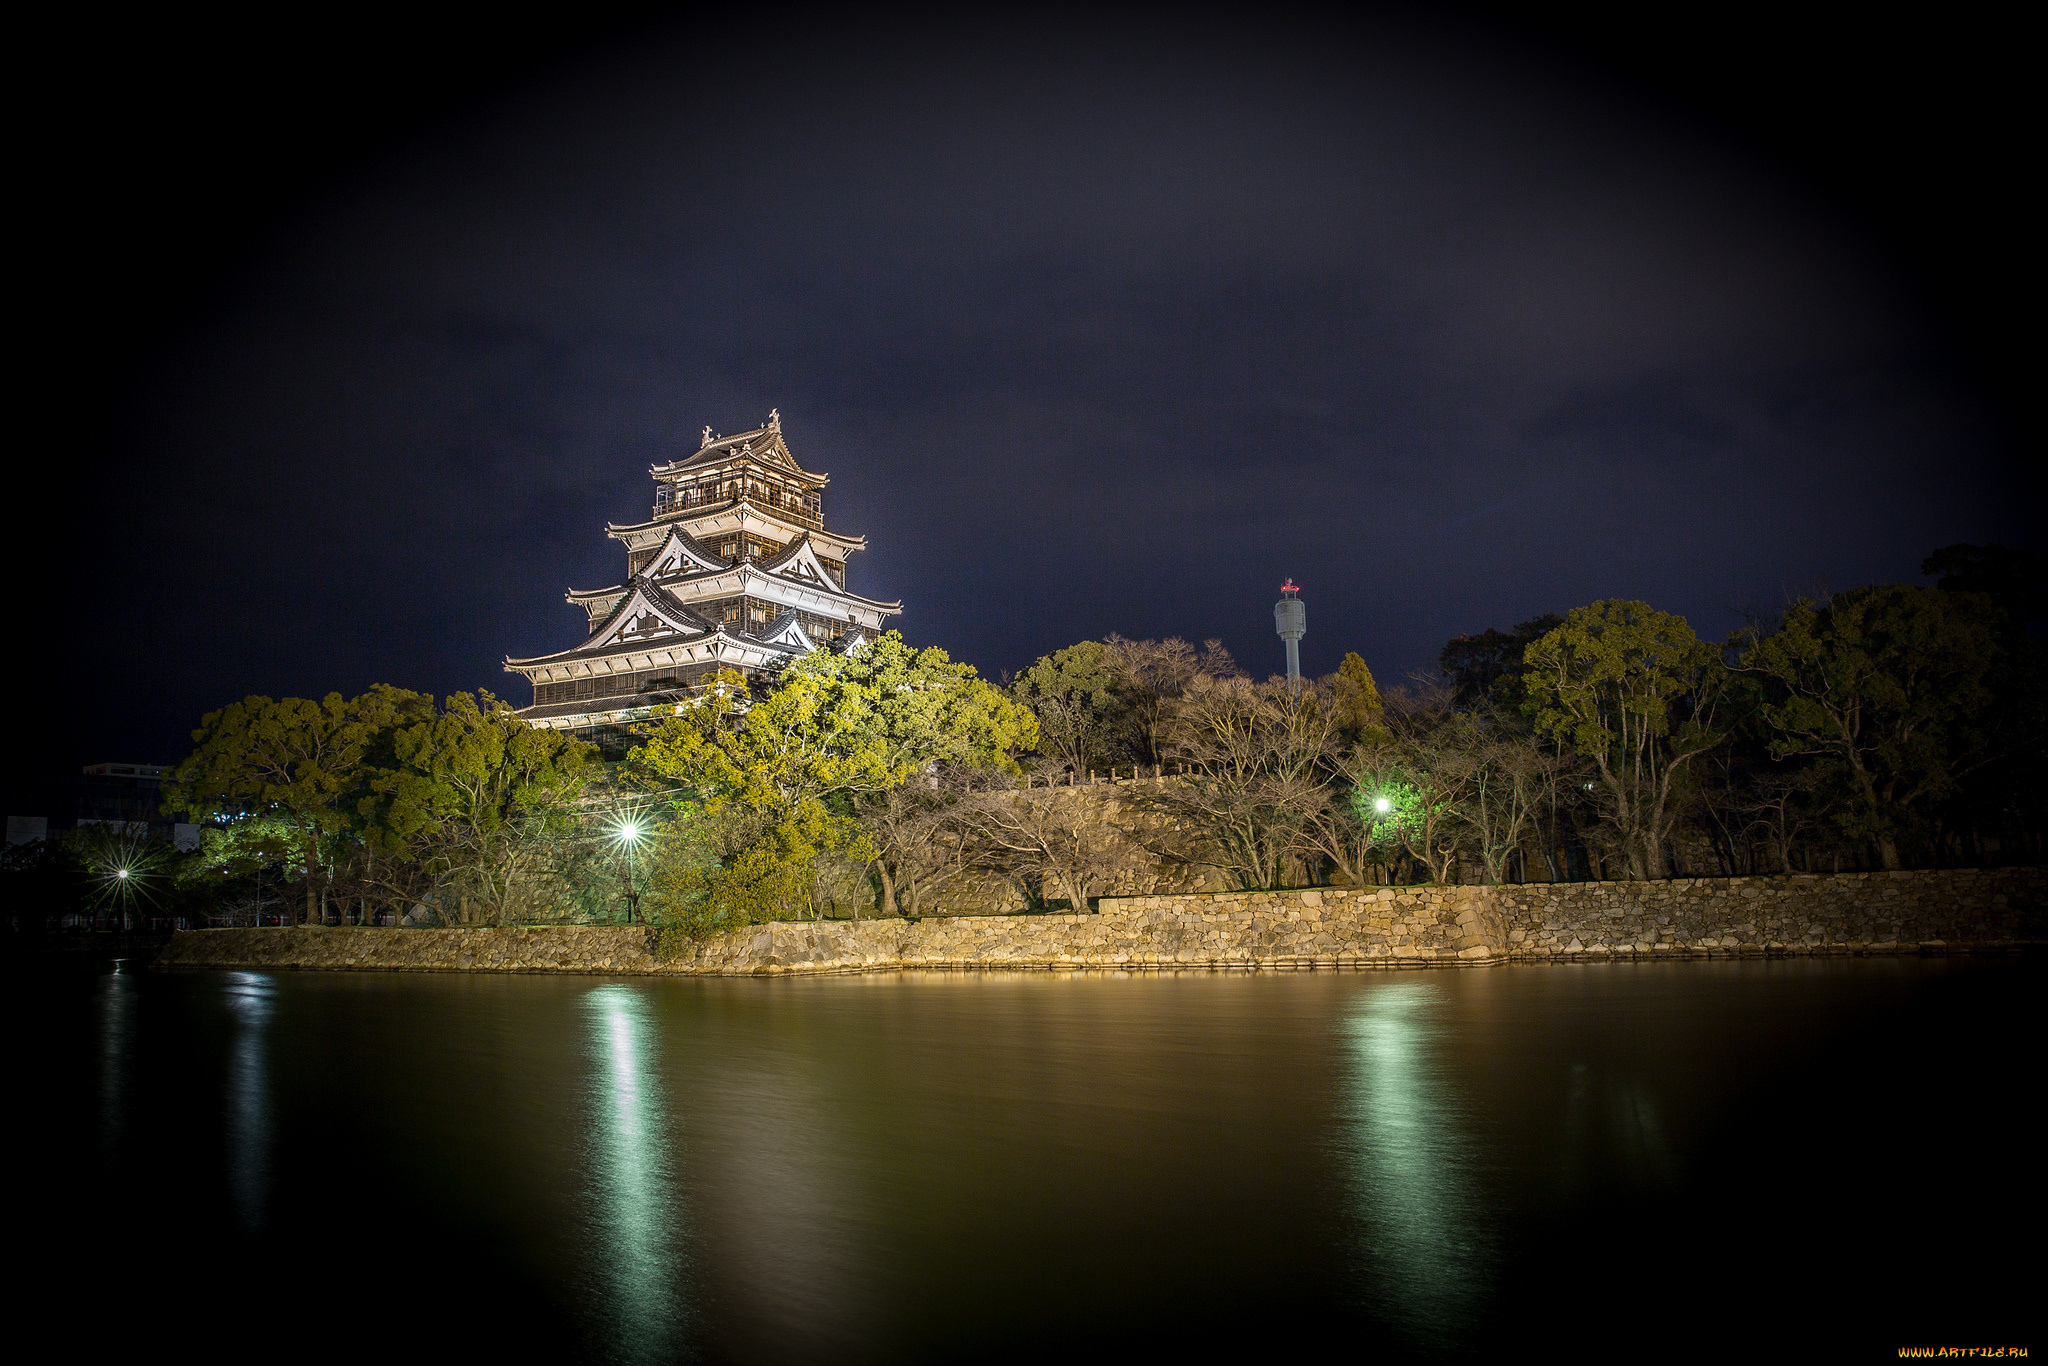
[647,424,829,482]
[506,575,716,668]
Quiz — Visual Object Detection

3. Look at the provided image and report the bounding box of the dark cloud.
[13,6,2034,770]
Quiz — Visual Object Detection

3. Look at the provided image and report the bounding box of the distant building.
[504,410,901,744]
[3,763,199,849]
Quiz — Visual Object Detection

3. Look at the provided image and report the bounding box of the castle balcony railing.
[652,495,823,531]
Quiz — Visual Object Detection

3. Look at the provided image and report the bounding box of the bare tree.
[1467,728,1577,883]
[956,782,1149,911]
[1295,758,1381,886]
[1743,766,1834,874]
[858,765,1011,916]
[1350,681,1487,885]
[1143,673,1340,889]
[1103,635,1236,765]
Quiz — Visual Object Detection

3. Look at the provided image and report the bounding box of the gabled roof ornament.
[701,426,714,448]
[767,408,781,432]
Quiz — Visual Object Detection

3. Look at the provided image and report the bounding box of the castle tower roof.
[506,411,902,731]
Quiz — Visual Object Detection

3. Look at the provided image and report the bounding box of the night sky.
[17,7,2035,773]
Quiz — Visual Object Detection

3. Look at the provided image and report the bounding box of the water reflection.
[1339,981,1489,1341]
[221,972,274,1233]
[98,965,134,1162]
[1561,1061,1676,1195]
[582,985,685,1362]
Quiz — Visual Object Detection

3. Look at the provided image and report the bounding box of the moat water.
[11,957,2038,1361]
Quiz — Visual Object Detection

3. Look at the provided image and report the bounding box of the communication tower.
[1274,580,1305,691]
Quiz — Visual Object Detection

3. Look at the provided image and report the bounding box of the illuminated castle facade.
[506,410,901,736]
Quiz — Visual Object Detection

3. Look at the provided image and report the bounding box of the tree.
[1923,543,2047,640]
[638,668,883,924]
[361,691,598,924]
[1742,585,1998,869]
[1347,684,1485,885]
[1440,614,1563,709]
[1147,673,1340,889]
[1523,601,1725,879]
[162,686,432,924]
[956,780,1150,912]
[786,633,1036,914]
[788,632,1038,778]
[1741,767,1834,874]
[859,774,971,918]
[176,813,302,924]
[1329,651,1388,747]
[1922,545,2048,863]
[1012,640,1139,775]
[1466,728,1574,884]
[1103,635,1236,765]
[640,638,1036,928]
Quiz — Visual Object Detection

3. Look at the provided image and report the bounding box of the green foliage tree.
[176,813,305,924]
[360,691,599,923]
[638,667,878,926]
[1012,640,1138,775]
[1440,614,1564,709]
[1351,689,1484,884]
[787,632,1038,776]
[1330,651,1388,746]
[1523,600,1725,879]
[640,637,1036,930]
[162,686,433,924]
[1741,585,1998,870]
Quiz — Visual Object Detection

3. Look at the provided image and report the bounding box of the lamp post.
[614,819,644,924]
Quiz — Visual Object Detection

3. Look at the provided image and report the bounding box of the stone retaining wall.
[153,924,665,974]
[1491,866,2043,959]
[154,867,2042,976]
[678,883,1496,972]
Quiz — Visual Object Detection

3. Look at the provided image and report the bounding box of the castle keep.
[505,411,901,739]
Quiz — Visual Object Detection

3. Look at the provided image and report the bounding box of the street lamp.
[1374,797,1392,814]
[611,817,646,924]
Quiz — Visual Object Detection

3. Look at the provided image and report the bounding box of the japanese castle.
[506,410,901,736]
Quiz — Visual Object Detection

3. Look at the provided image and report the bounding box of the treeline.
[19,544,2036,939]
[993,545,2043,889]
[135,637,1038,934]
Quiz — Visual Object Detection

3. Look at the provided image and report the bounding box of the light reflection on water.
[1340,981,1490,1342]
[221,971,274,1233]
[1561,1060,1676,1195]
[97,966,133,1160]
[582,984,687,1362]
[25,958,2032,1360]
